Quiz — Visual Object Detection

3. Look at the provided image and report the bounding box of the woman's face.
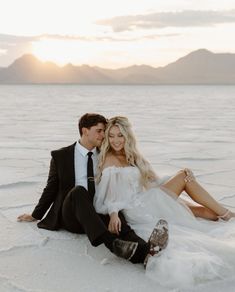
[108,125,125,152]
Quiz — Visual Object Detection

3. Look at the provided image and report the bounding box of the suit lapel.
[65,142,76,188]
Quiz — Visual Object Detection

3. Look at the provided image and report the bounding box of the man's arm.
[18,156,59,222]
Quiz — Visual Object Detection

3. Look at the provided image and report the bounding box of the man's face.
[84,123,105,148]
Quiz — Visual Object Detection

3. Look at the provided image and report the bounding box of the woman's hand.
[17,214,37,222]
[184,168,195,183]
[108,212,121,235]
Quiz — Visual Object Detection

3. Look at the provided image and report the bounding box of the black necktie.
[87,152,95,198]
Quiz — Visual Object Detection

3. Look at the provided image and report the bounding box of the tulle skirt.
[123,187,235,288]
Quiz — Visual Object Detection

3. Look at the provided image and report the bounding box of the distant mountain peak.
[8,54,61,72]
[168,48,214,67]
[8,54,42,69]
[14,53,40,63]
[177,49,213,61]
[18,53,38,60]
[191,48,212,54]
[64,63,74,68]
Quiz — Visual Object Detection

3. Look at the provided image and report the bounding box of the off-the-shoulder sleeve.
[94,168,133,215]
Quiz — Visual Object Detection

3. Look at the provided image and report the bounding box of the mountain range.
[0,49,235,84]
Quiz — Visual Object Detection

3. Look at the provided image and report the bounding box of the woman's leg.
[161,169,228,219]
[186,202,218,221]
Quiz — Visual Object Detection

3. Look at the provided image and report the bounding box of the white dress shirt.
[74,141,98,190]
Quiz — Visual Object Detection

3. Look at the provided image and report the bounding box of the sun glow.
[32,38,97,66]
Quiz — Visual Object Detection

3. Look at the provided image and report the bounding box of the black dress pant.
[61,186,107,245]
[61,186,148,262]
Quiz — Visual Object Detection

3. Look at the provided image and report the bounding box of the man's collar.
[76,141,97,157]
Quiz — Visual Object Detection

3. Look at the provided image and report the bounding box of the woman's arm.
[108,212,122,235]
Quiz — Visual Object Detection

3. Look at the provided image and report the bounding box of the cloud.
[0,34,36,43]
[0,32,180,66]
[0,34,34,66]
[0,33,137,44]
[95,9,235,32]
[0,33,85,44]
[0,31,178,46]
[44,32,181,42]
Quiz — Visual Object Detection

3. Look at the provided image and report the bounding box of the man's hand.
[17,214,37,222]
[108,212,121,235]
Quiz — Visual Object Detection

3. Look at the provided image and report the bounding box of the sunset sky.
[1,0,235,68]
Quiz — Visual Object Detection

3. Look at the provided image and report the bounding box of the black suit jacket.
[32,142,76,230]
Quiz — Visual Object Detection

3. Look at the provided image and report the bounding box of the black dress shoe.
[112,239,138,261]
[144,219,169,267]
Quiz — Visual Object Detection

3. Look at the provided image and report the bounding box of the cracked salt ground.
[1,85,235,291]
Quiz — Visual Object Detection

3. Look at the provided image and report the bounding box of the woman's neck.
[111,149,125,156]
[109,150,129,167]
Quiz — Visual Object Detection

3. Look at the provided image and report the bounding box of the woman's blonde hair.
[97,116,158,188]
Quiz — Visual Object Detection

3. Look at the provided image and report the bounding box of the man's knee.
[68,186,88,202]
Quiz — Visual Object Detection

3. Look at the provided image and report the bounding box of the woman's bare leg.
[186,203,218,221]
[162,169,227,219]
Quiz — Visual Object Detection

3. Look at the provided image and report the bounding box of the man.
[18,113,167,263]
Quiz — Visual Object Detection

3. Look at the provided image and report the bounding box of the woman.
[94,116,235,288]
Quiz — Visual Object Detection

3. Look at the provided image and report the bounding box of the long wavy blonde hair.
[97,116,158,188]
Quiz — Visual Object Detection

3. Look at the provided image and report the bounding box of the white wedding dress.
[94,166,235,289]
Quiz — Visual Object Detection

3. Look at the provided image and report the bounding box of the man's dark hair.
[78,113,107,136]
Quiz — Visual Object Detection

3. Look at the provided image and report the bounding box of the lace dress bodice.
[94,166,143,215]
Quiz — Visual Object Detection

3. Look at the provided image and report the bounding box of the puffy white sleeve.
[94,167,133,215]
